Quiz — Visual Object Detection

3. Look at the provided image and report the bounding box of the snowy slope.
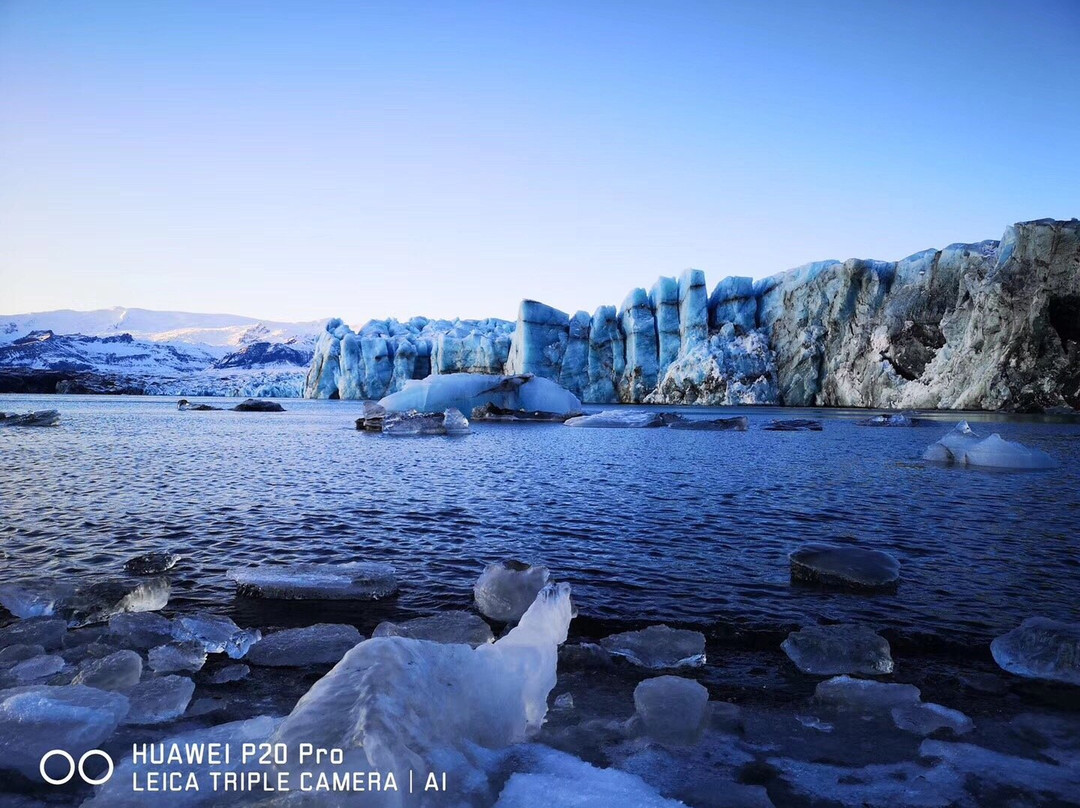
[0,306,325,350]
[0,308,327,396]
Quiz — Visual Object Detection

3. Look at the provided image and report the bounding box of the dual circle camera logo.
[39,749,114,786]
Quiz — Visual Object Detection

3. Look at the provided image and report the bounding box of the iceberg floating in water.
[0,410,60,427]
[379,373,582,418]
[564,410,671,428]
[381,407,470,436]
[228,561,399,600]
[271,583,574,799]
[474,560,551,623]
[991,617,1080,685]
[789,543,901,592]
[923,422,1058,469]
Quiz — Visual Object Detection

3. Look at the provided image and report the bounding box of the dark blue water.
[2,394,1078,650]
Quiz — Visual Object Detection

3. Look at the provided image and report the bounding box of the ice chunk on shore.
[171,613,261,658]
[108,611,174,650]
[781,625,893,676]
[72,650,142,690]
[9,654,65,683]
[82,715,281,808]
[564,409,668,428]
[891,702,973,736]
[634,675,710,745]
[246,623,362,667]
[789,543,900,591]
[990,617,1080,684]
[0,685,129,779]
[272,583,574,798]
[474,560,551,623]
[149,641,207,673]
[601,625,706,669]
[63,577,171,626]
[0,618,67,650]
[374,611,494,647]
[379,373,582,418]
[923,422,1057,469]
[123,675,195,724]
[228,562,398,600]
[815,675,921,712]
[495,745,684,807]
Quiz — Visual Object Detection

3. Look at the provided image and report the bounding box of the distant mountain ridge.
[0,307,327,397]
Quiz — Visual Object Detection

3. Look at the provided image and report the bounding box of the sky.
[1,0,1078,326]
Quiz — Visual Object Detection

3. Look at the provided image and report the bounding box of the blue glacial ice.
[474,560,551,623]
[227,561,399,600]
[923,422,1058,469]
[379,373,582,418]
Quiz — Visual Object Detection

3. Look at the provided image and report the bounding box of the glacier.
[307,219,1080,412]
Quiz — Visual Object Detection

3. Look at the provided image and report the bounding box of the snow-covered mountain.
[0,308,327,397]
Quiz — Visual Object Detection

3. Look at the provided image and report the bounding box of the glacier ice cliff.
[307,219,1080,411]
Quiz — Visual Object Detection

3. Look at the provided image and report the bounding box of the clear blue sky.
[1,0,1077,325]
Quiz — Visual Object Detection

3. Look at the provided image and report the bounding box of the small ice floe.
[107,611,174,650]
[633,675,710,745]
[374,611,494,647]
[382,407,470,436]
[891,702,973,736]
[474,560,551,623]
[990,617,1080,685]
[856,412,918,427]
[667,415,749,431]
[354,401,386,431]
[789,543,901,592]
[269,584,574,798]
[600,625,706,669]
[923,421,1058,469]
[176,399,219,411]
[122,675,195,725]
[378,372,583,419]
[763,418,823,431]
[814,675,921,713]
[123,550,181,575]
[228,561,399,600]
[781,624,893,676]
[148,641,207,674]
[231,398,285,412]
[0,685,129,780]
[171,613,261,659]
[564,410,670,428]
[245,623,362,667]
[72,649,142,690]
[0,409,60,427]
[470,403,574,422]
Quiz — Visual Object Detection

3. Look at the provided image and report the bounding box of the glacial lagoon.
[2,394,1079,806]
